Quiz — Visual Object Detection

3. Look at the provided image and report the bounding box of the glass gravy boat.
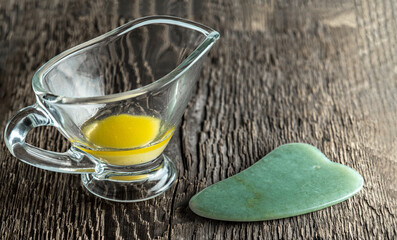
[4,16,219,202]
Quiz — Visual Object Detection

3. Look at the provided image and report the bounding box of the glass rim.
[32,15,220,105]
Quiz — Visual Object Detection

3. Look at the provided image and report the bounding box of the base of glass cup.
[81,154,177,202]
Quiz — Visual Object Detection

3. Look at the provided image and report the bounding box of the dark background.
[0,0,396,239]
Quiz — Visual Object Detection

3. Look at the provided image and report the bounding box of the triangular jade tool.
[189,143,363,221]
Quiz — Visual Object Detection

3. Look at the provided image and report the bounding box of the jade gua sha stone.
[189,143,363,221]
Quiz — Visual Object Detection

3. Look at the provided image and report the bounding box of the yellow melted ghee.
[78,114,174,166]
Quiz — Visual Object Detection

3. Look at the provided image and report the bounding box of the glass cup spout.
[4,16,220,202]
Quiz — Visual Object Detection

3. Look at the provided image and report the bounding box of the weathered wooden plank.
[0,0,396,239]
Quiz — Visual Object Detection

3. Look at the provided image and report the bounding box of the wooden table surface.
[1,0,396,239]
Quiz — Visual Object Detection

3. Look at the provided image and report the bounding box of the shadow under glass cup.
[4,16,219,202]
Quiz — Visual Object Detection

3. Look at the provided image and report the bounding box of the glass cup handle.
[4,104,96,173]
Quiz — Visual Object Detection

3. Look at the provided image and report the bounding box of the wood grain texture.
[0,0,396,239]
